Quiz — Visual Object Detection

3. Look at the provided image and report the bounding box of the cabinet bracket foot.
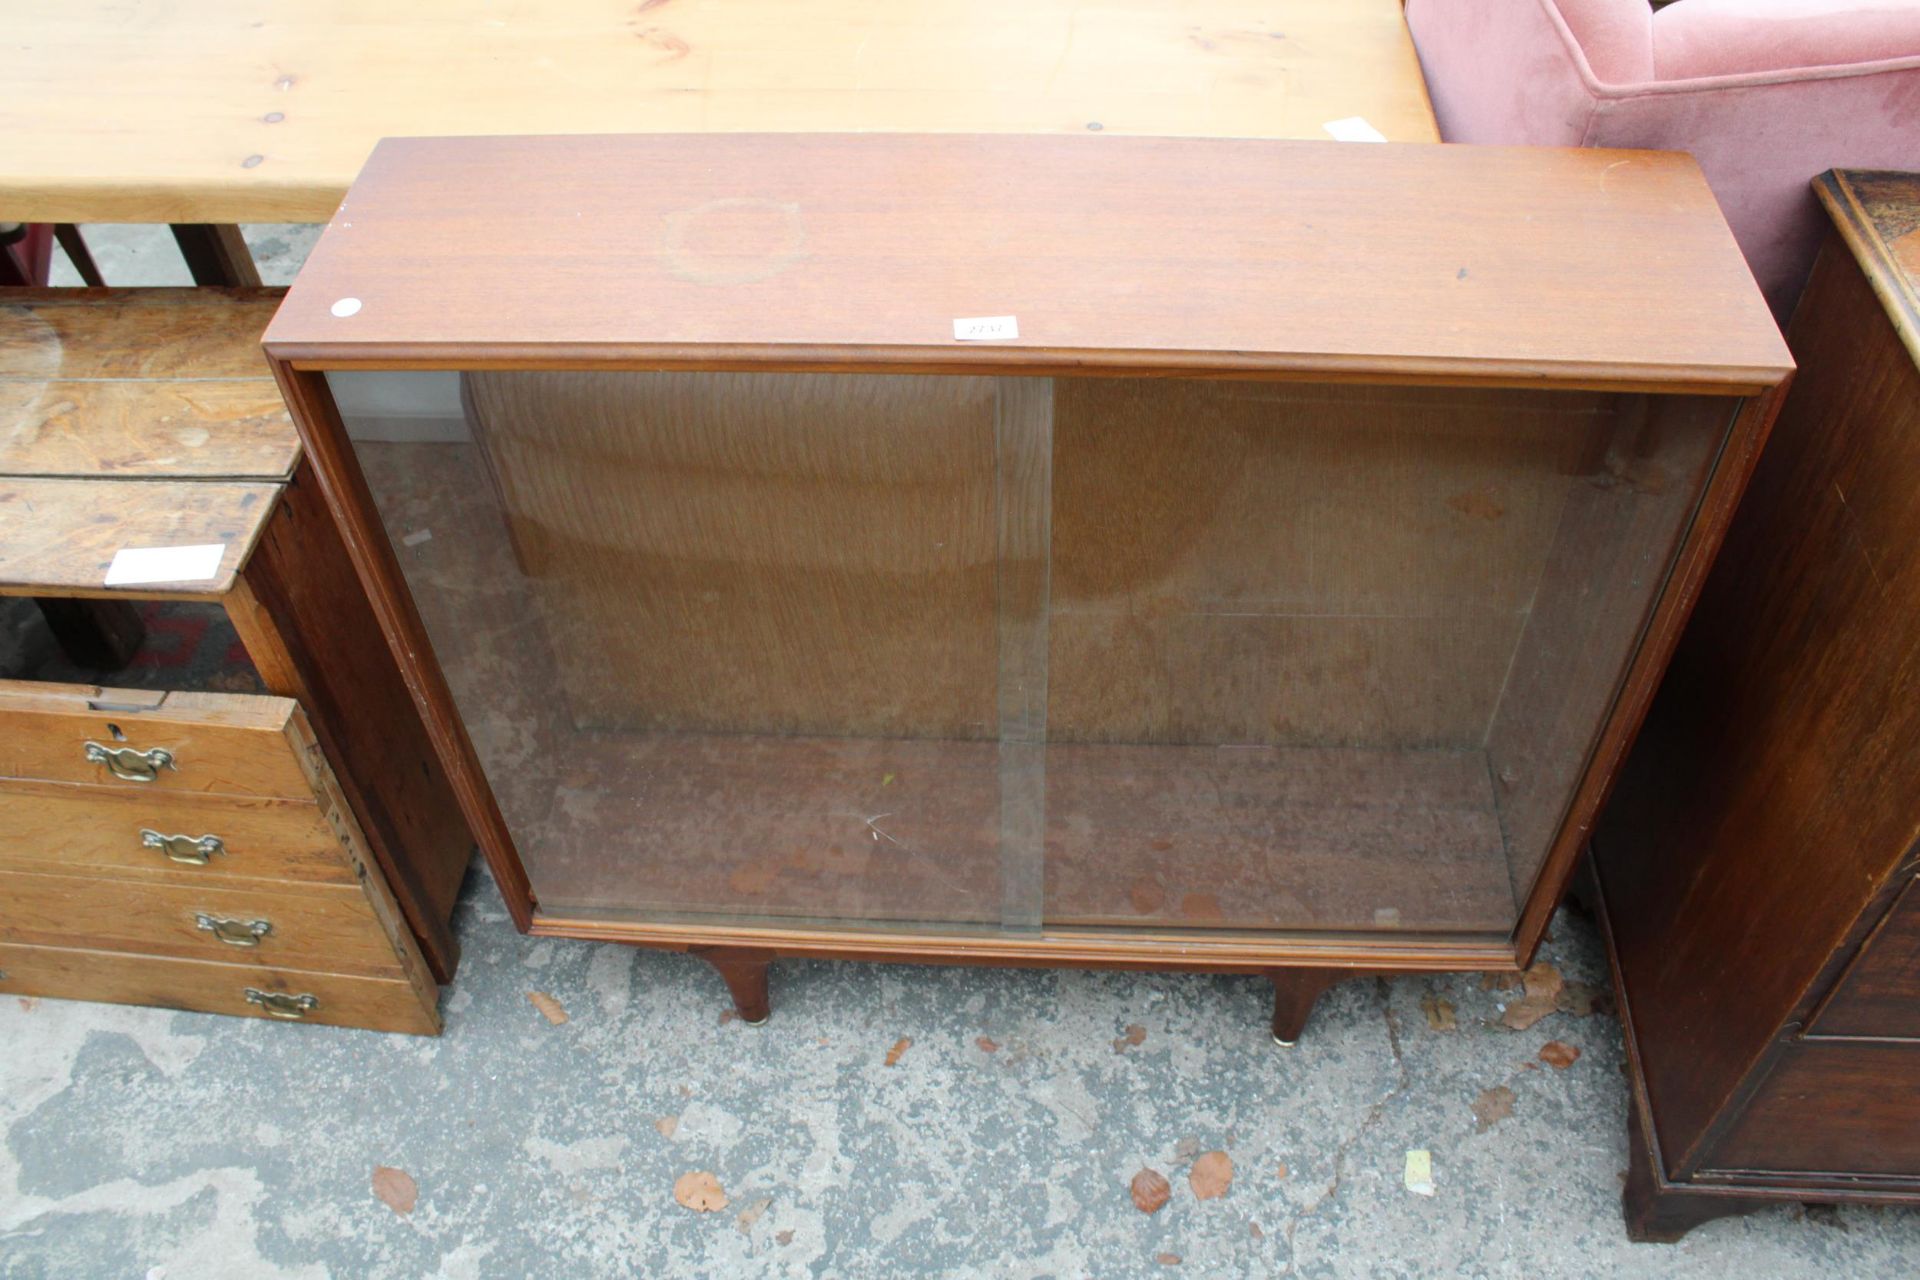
[690,947,773,1024]
[1267,968,1346,1045]
[1622,1099,1771,1241]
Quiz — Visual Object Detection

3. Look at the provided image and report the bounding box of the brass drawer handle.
[84,742,176,783]
[244,989,317,1020]
[142,830,225,866]
[194,912,272,947]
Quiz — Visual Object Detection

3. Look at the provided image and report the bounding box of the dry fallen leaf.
[1189,1151,1234,1200]
[776,1229,795,1246]
[673,1171,728,1212]
[1130,1167,1171,1214]
[735,1196,772,1234]
[1539,1041,1581,1070]
[1250,1221,1264,1239]
[371,1165,417,1215]
[884,1037,912,1066]
[1480,971,1524,992]
[1155,1254,1182,1267]
[1421,992,1458,1032]
[527,991,569,1025]
[1499,964,1564,1031]
[1557,982,1615,1019]
[1472,1085,1516,1133]
[1275,1161,1290,1181]
[1112,1024,1147,1054]
[655,1116,679,1139]
[977,1036,1001,1053]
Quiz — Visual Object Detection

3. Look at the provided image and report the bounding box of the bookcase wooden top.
[265,133,1791,391]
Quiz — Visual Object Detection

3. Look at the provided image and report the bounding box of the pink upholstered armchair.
[1405,0,1920,320]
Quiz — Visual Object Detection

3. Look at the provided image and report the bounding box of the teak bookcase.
[262,134,1791,1039]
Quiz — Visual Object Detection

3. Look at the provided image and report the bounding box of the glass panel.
[333,371,1732,939]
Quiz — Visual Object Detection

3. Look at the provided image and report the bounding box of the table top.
[1818,170,1920,369]
[0,0,1438,225]
[265,133,1791,392]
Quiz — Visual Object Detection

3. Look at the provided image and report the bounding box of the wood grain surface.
[0,290,295,480]
[0,778,355,886]
[0,0,1439,224]
[264,134,1789,390]
[0,865,406,976]
[0,940,438,1034]
[0,681,314,798]
[1595,196,1920,1181]
[228,460,475,980]
[0,290,283,379]
[0,477,278,597]
[1708,1043,1920,1178]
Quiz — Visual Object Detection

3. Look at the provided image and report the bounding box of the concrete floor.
[4,228,1916,1277]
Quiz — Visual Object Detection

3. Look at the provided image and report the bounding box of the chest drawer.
[0,779,354,886]
[1706,1041,1920,1180]
[0,867,406,976]
[0,681,316,799]
[1809,876,1920,1041]
[0,941,437,1036]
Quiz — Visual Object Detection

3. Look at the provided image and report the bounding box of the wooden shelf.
[522,732,1516,936]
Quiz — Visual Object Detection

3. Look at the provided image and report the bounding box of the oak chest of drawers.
[0,288,472,1033]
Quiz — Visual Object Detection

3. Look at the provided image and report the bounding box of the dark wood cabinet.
[1594,168,1920,1240]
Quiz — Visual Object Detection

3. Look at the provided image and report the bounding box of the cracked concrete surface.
[6,868,1917,1278]
[5,226,1917,1276]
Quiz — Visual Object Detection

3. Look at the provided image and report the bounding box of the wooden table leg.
[170,224,261,287]
[53,224,105,286]
[691,947,773,1024]
[34,597,145,670]
[1268,968,1346,1045]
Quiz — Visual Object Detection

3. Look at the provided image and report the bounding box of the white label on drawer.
[1323,116,1388,144]
[104,543,227,586]
[953,315,1019,341]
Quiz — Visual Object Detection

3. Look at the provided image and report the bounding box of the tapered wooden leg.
[1622,1097,1767,1241]
[1268,968,1345,1045]
[53,224,105,286]
[170,223,261,287]
[691,947,772,1024]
